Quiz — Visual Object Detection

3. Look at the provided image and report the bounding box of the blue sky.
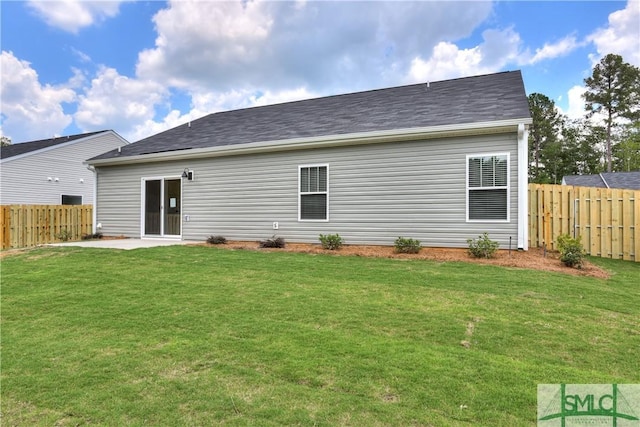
[1,1,638,144]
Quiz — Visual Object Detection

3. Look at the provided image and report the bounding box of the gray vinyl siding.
[95,132,520,248]
[0,132,126,205]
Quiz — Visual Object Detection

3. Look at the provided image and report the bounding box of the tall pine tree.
[528,93,562,183]
[583,54,640,172]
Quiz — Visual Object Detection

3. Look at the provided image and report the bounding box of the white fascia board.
[2,130,129,164]
[88,118,532,167]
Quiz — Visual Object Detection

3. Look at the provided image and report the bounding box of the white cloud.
[559,85,587,120]
[74,66,167,136]
[137,0,275,90]
[250,87,318,107]
[406,28,522,83]
[27,0,124,34]
[0,51,75,142]
[407,43,482,83]
[588,0,640,66]
[528,36,580,65]
[128,109,193,143]
[70,47,92,63]
[557,85,611,126]
[136,0,493,93]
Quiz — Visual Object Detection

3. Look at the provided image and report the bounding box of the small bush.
[259,236,285,248]
[319,233,343,250]
[206,235,227,245]
[556,234,585,268]
[394,237,421,254]
[82,232,103,240]
[57,228,71,242]
[467,233,499,259]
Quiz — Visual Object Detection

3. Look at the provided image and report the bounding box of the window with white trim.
[467,154,509,221]
[299,165,328,221]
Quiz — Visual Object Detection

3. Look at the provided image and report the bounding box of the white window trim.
[298,164,329,222]
[466,152,510,223]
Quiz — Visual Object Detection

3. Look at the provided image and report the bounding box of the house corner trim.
[517,123,529,250]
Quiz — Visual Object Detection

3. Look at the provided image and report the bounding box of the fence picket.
[611,189,621,259]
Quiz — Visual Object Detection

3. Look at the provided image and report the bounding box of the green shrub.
[394,237,421,254]
[467,233,499,259]
[206,235,227,245]
[319,233,343,250]
[259,236,285,248]
[556,234,585,268]
[57,228,71,242]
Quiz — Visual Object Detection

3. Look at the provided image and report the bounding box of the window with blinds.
[299,165,328,220]
[467,154,509,221]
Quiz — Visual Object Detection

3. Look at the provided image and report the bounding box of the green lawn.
[1,246,638,426]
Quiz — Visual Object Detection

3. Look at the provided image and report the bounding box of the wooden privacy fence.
[529,184,639,262]
[1,205,93,250]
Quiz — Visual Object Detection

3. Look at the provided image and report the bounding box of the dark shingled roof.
[1,130,108,160]
[90,71,530,162]
[563,172,640,190]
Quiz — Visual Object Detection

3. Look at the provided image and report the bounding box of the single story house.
[87,71,532,249]
[562,171,640,190]
[1,130,129,205]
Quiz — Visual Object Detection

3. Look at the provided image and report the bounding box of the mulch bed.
[199,241,610,279]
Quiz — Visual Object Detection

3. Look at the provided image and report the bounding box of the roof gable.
[90,71,531,163]
[1,130,109,160]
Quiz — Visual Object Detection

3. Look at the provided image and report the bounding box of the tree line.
[528,53,640,184]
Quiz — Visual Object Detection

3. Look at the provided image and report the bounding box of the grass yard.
[1,245,638,426]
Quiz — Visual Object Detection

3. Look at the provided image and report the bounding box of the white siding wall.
[0,132,127,205]
[95,132,521,248]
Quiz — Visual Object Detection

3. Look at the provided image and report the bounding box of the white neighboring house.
[1,130,129,205]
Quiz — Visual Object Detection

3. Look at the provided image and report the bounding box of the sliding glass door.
[143,178,181,237]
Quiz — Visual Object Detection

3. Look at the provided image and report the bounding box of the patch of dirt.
[206,241,610,279]
[0,247,31,259]
[461,317,482,349]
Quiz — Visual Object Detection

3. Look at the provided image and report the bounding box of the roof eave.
[87,118,532,167]
[2,130,128,163]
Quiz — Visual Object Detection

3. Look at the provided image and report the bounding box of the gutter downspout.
[517,123,529,250]
[87,165,98,234]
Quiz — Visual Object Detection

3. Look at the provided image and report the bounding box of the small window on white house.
[62,195,83,205]
[467,154,509,221]
[299,165,328,221]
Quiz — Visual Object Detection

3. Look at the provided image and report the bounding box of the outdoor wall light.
[182,168,194,181]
